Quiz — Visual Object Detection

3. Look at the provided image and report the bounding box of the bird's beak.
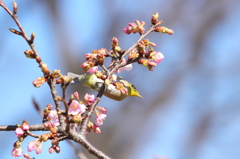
[136,93,144,99]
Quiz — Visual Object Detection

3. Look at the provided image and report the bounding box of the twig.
[26,130,40,138]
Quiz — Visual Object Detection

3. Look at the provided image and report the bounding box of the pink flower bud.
[123,27,132,34]
[27,141,37,152]
[32,77,46,88]
[11,147,23,157]
[87,66,98,74]
[73,92,79,100]
[95,114,107,126]
[84,93,95,105]
[15,128,24,137]
[35,144,42,154]
[48,147,54,154]
[98,107,107,114]
[93,125,101,133]
[22,124,29,131]
[23,153,30,159]
[151,12,159,25]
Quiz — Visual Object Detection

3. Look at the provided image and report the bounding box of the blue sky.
[0,0,240,159]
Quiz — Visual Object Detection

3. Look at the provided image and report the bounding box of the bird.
[67,72,143,101]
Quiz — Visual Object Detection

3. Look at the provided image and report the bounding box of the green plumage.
[67,72,143,101]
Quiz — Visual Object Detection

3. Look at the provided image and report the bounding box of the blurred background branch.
[0,0,240,159]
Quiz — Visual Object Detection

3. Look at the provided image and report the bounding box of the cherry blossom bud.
[113,82,128,94]
[24,50,36,59]
[22,124,29,131]
[97,107,107,114]
[15,128,24,137]
[114,46,121,54]
[40,133,50,142]
[151,12,159,25]
[72,114,82,123]
[11,147,23,157]
[93,125,101,133]
[84,93,95,105]
[48,147,54,154]
[40,63,50,74]
[155,26,174,35]
[81,61,92,72]
[73,92,80,100]
[35,144,42,154]
[9,28,22,35]
[151,51,164,63]
[13,1,18,15]
[55,146,60,153]
[30,32,35,44]
[111,37,119,47]
[23,153,30,159]
[27,141,37,152]
[87,66,98,74]
[51,70,61,78]
[32,77,46,88]
[123,27,132,34]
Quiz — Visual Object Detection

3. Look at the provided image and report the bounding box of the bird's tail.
[67,72,86,84]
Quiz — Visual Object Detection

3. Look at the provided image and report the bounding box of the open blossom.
[48,110,60,126]
[95,114,107,126]
[84,93,95,105]
[87,66,98,74]
[69,100,86,115]
[11,147,23,157]
[15,128,24,137]
[116,64,132,73]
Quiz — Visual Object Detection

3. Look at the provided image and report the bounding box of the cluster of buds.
[49,139,60,153]
[123,20,146,35]
[81,48,108,72]
[11,120,30,157]
[80,12,173,73]
[86,106,107,134]
[155,26,174,35]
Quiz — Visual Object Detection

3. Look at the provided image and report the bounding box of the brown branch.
[69,130,111,159]
[0,124,46,131]
[61,82,70,133]
[26,130,40,138]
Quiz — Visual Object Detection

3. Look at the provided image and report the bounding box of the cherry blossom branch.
[79,84,105,136]
[109,25,156,77]
[0,124,46,131]
[69,130,111,159]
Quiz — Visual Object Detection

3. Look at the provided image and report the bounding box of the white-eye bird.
[67,72,143,101]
